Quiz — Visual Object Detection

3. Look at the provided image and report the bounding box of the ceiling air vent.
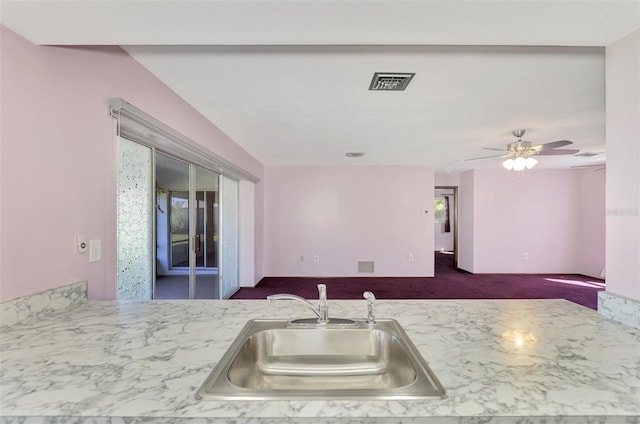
[369,72,415,91]
[345,152,365,158]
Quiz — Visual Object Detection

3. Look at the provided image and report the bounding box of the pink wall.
[459,169,605,275]
[434,172,461,187]
[264,166,435,277]
[440,169,605,276]
[473,170,580,273]
[605,29,640,301]
[0,26,264,301]
[457,171,475,272]
[576,168,606,278]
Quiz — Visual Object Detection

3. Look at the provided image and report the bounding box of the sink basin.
[196,319,446,400]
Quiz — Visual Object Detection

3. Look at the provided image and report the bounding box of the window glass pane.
[434,198,445,222]
[220,176,239,298]
[117,137,153,300]
[195,166,219,269]
[170,191,190,267]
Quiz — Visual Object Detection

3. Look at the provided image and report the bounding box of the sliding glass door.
[112,99,254,302]
[155,152,192,298]
[154,152,221,299]
[191,165,220,299]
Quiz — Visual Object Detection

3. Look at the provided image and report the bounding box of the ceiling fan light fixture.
[513,156,527,171]
[469,129,574,172]
[502,158,515,170]
[525,157,538,169]
[503,155,537,172]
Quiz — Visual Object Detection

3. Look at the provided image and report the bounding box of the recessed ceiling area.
[2,0,636,171]
[121,44,606,170]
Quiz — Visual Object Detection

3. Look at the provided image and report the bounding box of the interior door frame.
[188,164,197,299]
[434,185,459,268]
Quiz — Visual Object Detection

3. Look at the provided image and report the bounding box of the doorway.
[154,152,220,299]
[434,186,458,269]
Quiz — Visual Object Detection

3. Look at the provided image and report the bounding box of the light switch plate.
[89,239,102,262]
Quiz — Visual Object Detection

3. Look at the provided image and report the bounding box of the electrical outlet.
[313,254,320,263]
[523,252,529,260]
[408,254,414,262]
[300,255,304,262]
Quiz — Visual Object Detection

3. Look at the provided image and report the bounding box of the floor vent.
[358,261,375,273]
[369,72,415,91]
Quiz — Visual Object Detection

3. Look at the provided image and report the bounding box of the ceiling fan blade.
[531,140,573,152]
[482,147,507,152]
[465,153,508,161]
[537,149,580,156]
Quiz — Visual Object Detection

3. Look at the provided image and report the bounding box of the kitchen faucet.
[267,284,329,325]
[363,291,376,326]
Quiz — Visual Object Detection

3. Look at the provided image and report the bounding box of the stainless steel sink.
[196,319,446,400]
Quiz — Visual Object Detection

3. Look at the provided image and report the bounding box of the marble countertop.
[1,298,639,423]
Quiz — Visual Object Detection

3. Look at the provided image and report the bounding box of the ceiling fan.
[466,129,580,171]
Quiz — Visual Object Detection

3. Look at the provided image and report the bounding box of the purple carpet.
[232,252,606,309]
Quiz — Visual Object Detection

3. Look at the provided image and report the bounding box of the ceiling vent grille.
[369,72,415,91]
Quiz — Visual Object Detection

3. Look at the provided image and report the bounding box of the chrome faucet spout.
[317,284,328,324]
[267,284,329,325]
[363,291,376,326]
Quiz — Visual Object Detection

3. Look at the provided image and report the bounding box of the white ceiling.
[3,0,638,172]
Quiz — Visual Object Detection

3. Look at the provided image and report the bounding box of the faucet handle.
[317,284,327,300]
[363,291,376,326]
